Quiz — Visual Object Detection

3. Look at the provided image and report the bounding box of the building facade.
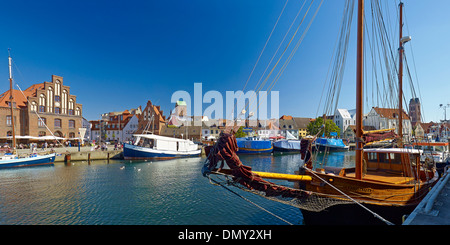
[0,75,83,140]
[135,100,166,135]
[364,107,412,142]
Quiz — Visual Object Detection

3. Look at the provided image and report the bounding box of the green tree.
[307,117,341,137]
[234,126,246,138]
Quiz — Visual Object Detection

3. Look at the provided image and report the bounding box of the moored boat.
[0,153,56,169]
[413,141,450,174]
[123,134,201,160]
[273,140,300,153]
[0,52,56,169]
[236,137,273,154]
[314,137,349,152]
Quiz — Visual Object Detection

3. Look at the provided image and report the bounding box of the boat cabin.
[317,148,428,185]
[133,134,198,152]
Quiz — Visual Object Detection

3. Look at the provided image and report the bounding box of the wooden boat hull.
[298,169,438,225]
[300,202,415,225]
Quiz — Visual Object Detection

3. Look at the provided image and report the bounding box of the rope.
[208,175,294,225]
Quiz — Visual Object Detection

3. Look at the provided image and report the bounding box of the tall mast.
[8,49,17,153]
[397,2,404,147]
[355,0,364,180]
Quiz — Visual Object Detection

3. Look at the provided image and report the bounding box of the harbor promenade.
[15,146,123,162]
[403,167,450,225]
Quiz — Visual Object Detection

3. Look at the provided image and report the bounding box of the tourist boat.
[123,134,201,160]
[203,1,438,225]
[413,142,450,173]
[0,52,56,169]
[236,137,273,154]
[313,137,349,152]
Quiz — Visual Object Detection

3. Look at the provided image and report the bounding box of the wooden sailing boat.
[203,0,438,225]
[0,51,56,168]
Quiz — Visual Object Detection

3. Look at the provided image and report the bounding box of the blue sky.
[0,0,449,123]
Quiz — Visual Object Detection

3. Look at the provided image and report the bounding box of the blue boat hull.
[0,154,55,169]
[236,139,273,154]
[123,143,201,160]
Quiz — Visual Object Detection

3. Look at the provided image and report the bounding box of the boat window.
[435,146,444,152]
[389,153,401,164]
[378,153,388,163]
[368,152,377,161]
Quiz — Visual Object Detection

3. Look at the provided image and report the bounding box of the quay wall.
[15,145,206,162]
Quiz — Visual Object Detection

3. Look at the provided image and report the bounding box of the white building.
[121,114,139,142]
[333,109,356,137]
[364,107,412,142]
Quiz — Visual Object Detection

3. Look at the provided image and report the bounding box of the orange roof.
[413,142,449,146]
[23,83,44,96]
[373,107,410,120]
[280,115,293,120]
[0,89,33,108]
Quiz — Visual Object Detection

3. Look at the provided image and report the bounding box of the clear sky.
[0,0,449,123]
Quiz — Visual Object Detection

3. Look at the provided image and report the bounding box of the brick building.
[135,100,166,135]
[0,75,83,141]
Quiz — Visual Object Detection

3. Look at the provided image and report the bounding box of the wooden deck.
[345,170,415,185]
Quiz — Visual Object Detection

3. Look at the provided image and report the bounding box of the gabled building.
[333,109,356,137]
[0,75,83,141]
[364,107,412,142]
[135,100,166,135]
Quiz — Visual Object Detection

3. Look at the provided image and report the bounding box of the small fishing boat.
[123,134,201,160]
[273,140,300,153]
[236,137,273,154]
[273,131,301,153]
[0,52,56,169]
[314,137,349,152]
[413,141,450,174]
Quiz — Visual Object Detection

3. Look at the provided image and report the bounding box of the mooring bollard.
[88,153,91,165]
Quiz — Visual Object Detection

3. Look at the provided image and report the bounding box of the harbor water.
[0,152,354,225]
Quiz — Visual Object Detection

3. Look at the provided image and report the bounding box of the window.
[69,132,75,138]
[55,119,61,128]
[69,120,75,128]
[31,101,37,112]
[39,106,45,113]
[6,115,11,126]
[68,109,74,115]
[55,95,60,102]
[55,107,60,114]
[38,118,46,127]
[38,131,46,137]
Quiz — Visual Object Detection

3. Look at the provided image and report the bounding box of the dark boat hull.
[273,146,300,153]
[300,203,415,225]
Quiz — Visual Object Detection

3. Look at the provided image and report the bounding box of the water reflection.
[0,152,354,225]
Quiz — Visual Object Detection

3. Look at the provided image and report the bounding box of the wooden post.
[64,153,71,164]
[88,153,91,164]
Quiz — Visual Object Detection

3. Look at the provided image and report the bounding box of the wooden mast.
[355,0,364,180]
[8,49,17,154]
[397,2,404,147]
